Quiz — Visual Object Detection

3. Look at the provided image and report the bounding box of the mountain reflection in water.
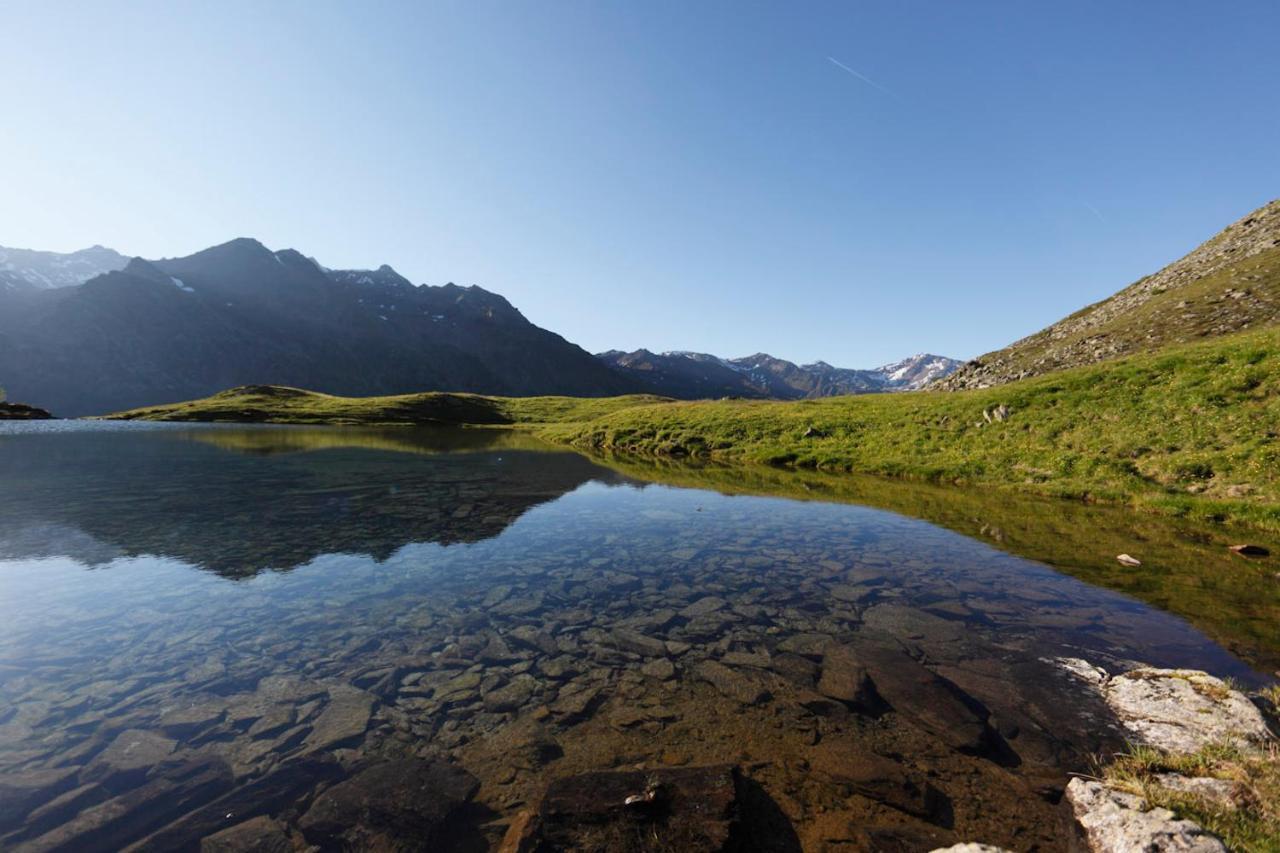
[0,425,631,576]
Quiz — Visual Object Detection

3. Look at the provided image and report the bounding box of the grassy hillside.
[940,200,1280,390]
[106,384,670,426]
[553,327,1280,530]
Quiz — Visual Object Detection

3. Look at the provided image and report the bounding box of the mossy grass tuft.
[1101,741,1280,851]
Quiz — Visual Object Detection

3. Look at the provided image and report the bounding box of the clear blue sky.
[3,1,1277,365]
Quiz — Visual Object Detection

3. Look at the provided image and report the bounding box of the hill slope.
[938,200,1280,389]
[0,238,638,416]
[598,349,960,399]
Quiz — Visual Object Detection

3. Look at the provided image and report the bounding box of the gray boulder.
[1065,778,1226,852]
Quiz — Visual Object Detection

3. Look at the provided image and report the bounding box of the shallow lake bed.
[0,423,1275,850]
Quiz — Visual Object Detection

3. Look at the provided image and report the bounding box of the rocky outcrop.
[1102,668,1274,754]
[1065,779,1227,853]
[0,401,53,419]
[1054,661,1275,852]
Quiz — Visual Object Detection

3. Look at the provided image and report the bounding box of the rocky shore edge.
[490,662,1277,852]
[0,401,53,419]
[1043,662,1274,852]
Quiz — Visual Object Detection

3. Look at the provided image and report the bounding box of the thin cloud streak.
[826,56,895,97]
[1084,201,1108,225]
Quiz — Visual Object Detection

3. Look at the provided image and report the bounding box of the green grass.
[552,327,1280,531]
[1102,742,1280,851]
[106,384,670,426]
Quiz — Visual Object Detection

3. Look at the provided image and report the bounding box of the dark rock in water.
[817,644,876,707]
[807,743,947,820]
[680,596,727,618]
[484,675,538,713]
[769,652,820,687]
[694,661,771,706]
[0,401,53,419]
[0,766,81,833]
[854,824,955,851]
[523,764,740,852]
[80,729,177,791]
[547,683,603,722]
[199,815,294,852]
[609,629,669,658]
[856,645,993,753]
[19,783,109,840]
[300,688,374,754]
[298,758,480,850]
[22,756,233,853]
[130,756,344,851]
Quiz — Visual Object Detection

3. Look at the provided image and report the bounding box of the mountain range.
[0,244,127,293]
[0,239,635,416]
[0,239,956,416]
[597,349,959,399]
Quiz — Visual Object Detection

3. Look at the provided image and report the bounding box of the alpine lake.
[1,422,1277,851]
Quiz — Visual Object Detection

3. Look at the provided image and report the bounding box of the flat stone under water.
[0,423,1275,851]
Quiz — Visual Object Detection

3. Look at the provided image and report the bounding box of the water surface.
[0,423,1274,850]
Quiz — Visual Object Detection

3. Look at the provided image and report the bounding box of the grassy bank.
[106,384,670,426]
[552,327,1280,531]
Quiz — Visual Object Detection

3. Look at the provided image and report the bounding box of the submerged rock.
[0,766,81,832]
[1065,778,1226,853]
[609,629,669,658]
[694,661,771,706]
[300,688,374,754]
[298,758,479,850]
[856,645,992,753]
[816,644,875,707]
[24,756,234,852]
[483,675,538,713]
[81,729,177,790]
[808,744,945,820]
[522,764,740,852]
[199,815,295,852]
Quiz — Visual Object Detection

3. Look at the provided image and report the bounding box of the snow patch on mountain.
[0,244,129,293]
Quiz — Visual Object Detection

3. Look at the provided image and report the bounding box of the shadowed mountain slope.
[0,238,638,416]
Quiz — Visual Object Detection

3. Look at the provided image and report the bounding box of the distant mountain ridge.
[937,199,1280,390]
[0,237,636,416]
[0,244,127,293]
[597,349,960,399]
